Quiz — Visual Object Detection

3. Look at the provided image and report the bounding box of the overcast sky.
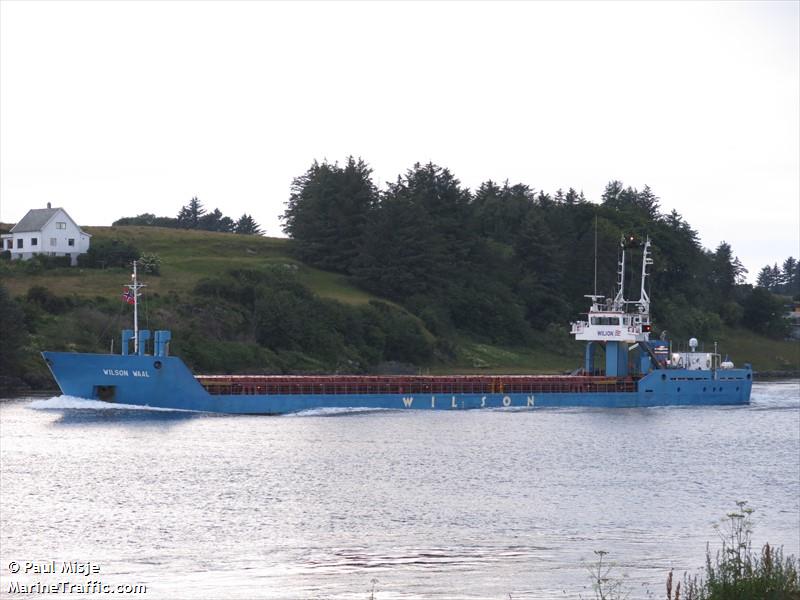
[1,1,798,280]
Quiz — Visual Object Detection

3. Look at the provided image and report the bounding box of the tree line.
[113,197,263,235]
[756,257,800,296]
[282,157,790,343]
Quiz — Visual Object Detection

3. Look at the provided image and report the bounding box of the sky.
[1,1,798,281]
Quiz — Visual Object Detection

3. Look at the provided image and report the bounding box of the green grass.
[715,325,799,373]
[431,340,581,374]
[1,226,378,305]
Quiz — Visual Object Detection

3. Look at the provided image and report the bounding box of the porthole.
[661,374,667,381]
[154,360,162,369]
[677,387,681,392]
[746,373,751,380]
[703,387,707,392]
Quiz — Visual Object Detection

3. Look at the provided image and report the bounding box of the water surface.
[1,380,798,599]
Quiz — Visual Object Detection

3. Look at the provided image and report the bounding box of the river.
[1,380,798,599]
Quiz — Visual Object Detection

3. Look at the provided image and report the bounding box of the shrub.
[138,253,161,275]
[32,254,71,269]
[78,239,140,269]
[26,286,72,314]
[0,285,27,376]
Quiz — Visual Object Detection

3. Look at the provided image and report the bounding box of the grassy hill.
[1,226,797,384]
[2,226,378,305]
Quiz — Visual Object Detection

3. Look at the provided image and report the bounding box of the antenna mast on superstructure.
[637,237,653,314]
[613,237,626,311]
[593,215,598,298]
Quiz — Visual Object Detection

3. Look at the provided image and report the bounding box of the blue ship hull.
[41,351,753,414]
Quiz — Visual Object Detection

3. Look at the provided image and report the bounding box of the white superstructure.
[570,236,653,343]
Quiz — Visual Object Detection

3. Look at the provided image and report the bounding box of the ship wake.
[28,395,194,412]
[283,406,399,417]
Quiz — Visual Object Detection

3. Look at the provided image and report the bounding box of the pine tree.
[771,263,783,289]
[282,157,376,272]
[782,257,799,294]
[471,180,533,241]
[177,197,206,229]
[513,210,569,328]
[710,242,737,298]
[234,214,263,235]
[564,187,580,204]
[353,190,438,299]
[756,265,774,289]
[637,185,660,219]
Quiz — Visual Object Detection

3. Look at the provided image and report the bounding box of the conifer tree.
[234,214,263,235]
[756,265,775,289]
[177,197,206,229]
[782,257,799,294]
[282,157,376,272]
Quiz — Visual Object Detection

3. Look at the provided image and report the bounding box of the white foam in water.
[283,406,397,417]
[28,395,192,412]
[488,406,536,412]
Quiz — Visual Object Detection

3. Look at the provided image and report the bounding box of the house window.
[50,238,57,247]
[16,239,23,249]
[56,222,66,229]
[68,238,75,247]
[31,238,38,246]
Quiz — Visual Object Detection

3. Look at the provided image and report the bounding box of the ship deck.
[195,374,640,396]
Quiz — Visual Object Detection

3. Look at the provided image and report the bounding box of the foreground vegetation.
[587,503,799,600]
[675,502,799,600]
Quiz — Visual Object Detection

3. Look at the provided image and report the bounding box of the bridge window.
[591,316,620,326]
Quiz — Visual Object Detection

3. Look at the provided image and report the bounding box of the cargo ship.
[42,237,752,413]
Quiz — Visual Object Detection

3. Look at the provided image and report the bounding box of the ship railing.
[195,375,639,396]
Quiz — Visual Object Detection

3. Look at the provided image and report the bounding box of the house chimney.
[47,202,51,208]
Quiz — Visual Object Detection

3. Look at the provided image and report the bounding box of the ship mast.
[613,239,626,311]
[637,237,652,314]
[593,215,598,298]
[125,260,146,353]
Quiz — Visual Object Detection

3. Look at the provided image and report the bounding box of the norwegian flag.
[122,288,135,305]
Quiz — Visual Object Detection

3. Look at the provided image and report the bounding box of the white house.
[1,204,91,266]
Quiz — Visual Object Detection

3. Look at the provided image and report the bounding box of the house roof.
[9,207,91,236]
